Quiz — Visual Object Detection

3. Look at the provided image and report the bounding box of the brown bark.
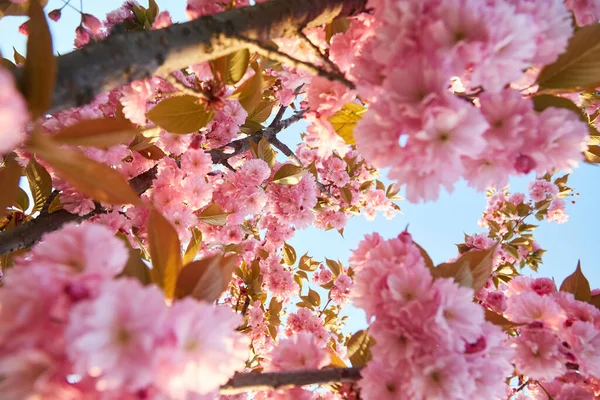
[13,0,366,115]
[220,367,362,395]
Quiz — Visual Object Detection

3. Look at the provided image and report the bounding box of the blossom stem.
[220,367,362,394]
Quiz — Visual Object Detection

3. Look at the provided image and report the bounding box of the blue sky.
[2,0,599,333]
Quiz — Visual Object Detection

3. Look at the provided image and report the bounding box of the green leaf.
[272,164,304,185]
[257,136,276,168]
[183,227,202,265]
[197,202,231,226]
[282,242,296,266]
[147,0,159,25]
[148,208,183,299]
[328,103,367,145]
[346,330,373,367]
[22,0,56,119]
[174,254,237,302]
[25,157,51,213]
[537,24,600,91]
[560,261,591,302]
[146,95,215,134]
[52,118,138,148]
[0,155,22,218]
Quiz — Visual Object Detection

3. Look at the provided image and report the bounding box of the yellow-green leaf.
[197,202,231,226]
[28,133,142,206]
[299,253,320,272]
[52,118,138,148]
[339,186,352,204]
[325,258,341,277]
[25,157,51,213]
[257,136,276,168]
[584,145,600,164]
[232,62,264,113]
[248,100,275,124]
[282,242,296,266]
[146,95,215,134]
[328,103,367,145]
[0,155,22,218]
[148,208,183,299]
[174,254,237,302]
[432,245,497,292]
[22,0,55,118]
[560,261,591,302]
[346,330,373,367]
[326,347,347,368]
[308,287,321,307]
[537,24,600,91]
[12,186,30,212]
[183,227,202,265]
[272,163,304,185]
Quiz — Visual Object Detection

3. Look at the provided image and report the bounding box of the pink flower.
[267,333,329,372]
[28,222,128,279]
[330,274,353,305]
[306,77,355,117]
[66,279,168,391]
[565,0,600,26]
[505,291,565,328]
[358,361,408,400]
[181,148,213,176]
[547,198,569,224]
[511,328,566,380]
[411,355,474,400]
[529,180,559,202]
[82,13,103,35]
[154,299,249,397]
[48,9,62,22]
[566,321,600,378]
[0,68,29,154]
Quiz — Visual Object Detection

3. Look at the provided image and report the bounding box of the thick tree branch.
[13,0,366,115]
[0,166,158,256]
[220,367,362,394]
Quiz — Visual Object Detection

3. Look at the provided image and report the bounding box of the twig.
[296,29,344,77]
[220,367,362,394]
[237,35,356,89]
[270,105,288,128]
[164,74,205,98]
[318,298,332,317]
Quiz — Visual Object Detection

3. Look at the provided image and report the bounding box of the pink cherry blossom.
[267,333,330,372]
[0,68,29,154]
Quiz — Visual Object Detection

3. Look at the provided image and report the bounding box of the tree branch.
[0,166,158,256]
[13,0,366,115]
[220,367,362,395]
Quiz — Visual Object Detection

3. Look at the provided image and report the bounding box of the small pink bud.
[18,20,29,36]
[48,9,62,22]
[75,26,91,48]
[82,13,103,35]
[514,154,536,174]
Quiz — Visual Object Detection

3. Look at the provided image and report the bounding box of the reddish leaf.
[0,155,22,218]
[174,254,237,302]
[560,261,591,302]
[22,0,55,118]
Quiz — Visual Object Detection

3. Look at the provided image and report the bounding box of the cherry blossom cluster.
[482,276,600,398]
[321,0,592,202]
[350,232,514,399]
[0,223,249,399]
